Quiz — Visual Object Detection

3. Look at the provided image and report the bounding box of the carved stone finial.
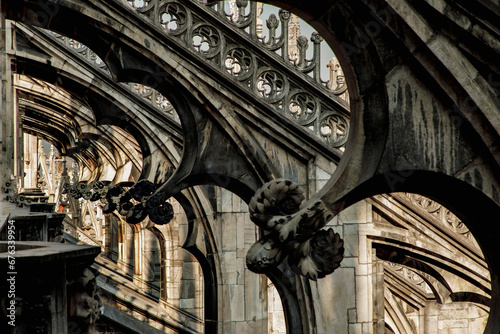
[310,31,323,44]
[266,14,279,30]
[236,0,248,8]
[247,179,344,280]
[327,57,346,92]
[297,35,309,49]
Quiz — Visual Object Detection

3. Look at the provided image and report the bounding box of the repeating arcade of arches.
[4,0,497,333]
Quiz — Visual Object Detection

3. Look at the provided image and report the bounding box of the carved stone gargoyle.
[246,179,344,280]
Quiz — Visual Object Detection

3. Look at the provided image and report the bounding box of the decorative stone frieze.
[247,179,344,279]
[3,176,50,208]
[45,30,178,120]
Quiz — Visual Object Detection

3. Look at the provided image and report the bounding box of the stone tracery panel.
[385,262,433,294]
[50,32,108,71]
[44,30,179,120]
[319,113,348,148]
[372,193,491,333]
[159,2,189,34]
[256,69,287,103]
[127,0,350,149]
[404,193,475,243]
[288,91,318,125]
[225,47,254,79]
[130,83,175,115]
[191,24,222,59]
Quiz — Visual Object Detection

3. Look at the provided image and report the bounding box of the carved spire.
[327,57,349,103]
[256,3,263,38]
[288,14,300,63]
[327,57,343,90]
[228,0,238,22]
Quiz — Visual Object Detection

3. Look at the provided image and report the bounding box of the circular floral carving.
[288,92,318,125]
[249,179,304,230]
[445,209,471,238]
[159,3,188,35]
[256,70,286,103]
[408,193,441,214]
[288,228,344,280]
[153,91,174,114]
[133,83,153,100]
[60,37,85,53]
[225,47,253,80]
[83,190,93,200]
[310,32,323,44]
[128,0,150,9]
[319,113,349,147]
[149,201,174,225]
[191,24,221,57]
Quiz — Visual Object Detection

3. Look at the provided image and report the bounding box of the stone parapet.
[0,241,100,334]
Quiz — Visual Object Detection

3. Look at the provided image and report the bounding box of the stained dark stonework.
[0,242,100,334]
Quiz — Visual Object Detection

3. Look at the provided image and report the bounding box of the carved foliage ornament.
[247,179,344,280]
[63,179,174,225]
[3,178,48,207]
[102,179,174,225]
[63,181,107,202]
